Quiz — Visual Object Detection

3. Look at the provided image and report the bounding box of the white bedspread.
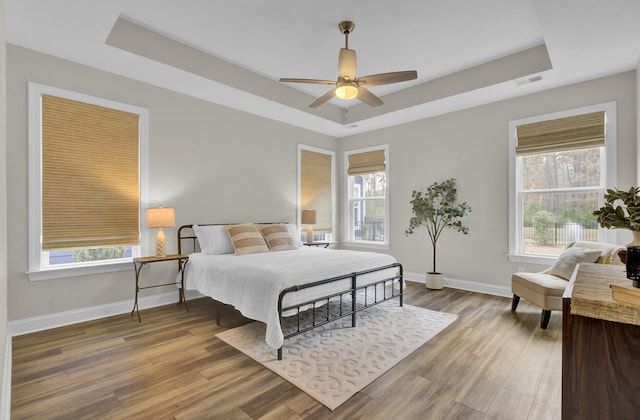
[182,247,400,349]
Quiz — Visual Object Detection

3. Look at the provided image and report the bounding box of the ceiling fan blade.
[309,88,337,108]
[358,70,417,86]
[279,78,336,85]
[357,87,383,107]
[338,48,357,80]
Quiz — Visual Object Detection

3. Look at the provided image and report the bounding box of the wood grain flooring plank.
[454,327,533,412]
[239,380,301,418]
[527,365,562,420]
[485,386,534,420]
[502,332,557,397]
[356,372,439,418]
[257,404,304,420]
[171,368,280,418]
[276,391,328,418]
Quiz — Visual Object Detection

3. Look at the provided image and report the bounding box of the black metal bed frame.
[276,262,403,360]
[177,223,404,360]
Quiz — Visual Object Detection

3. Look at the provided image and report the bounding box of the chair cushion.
[512,272,569,297]
[548,247,602,280]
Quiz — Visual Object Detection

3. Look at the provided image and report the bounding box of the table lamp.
[301,209,317,244]
[146,205,176,257]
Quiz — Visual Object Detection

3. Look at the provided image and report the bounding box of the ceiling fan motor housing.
[338,21,355,35]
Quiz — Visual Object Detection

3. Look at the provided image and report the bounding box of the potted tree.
[406,178,472,289]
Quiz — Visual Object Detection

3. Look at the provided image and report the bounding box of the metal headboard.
[177,224,198,255]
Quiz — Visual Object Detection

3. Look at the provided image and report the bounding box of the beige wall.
[0,0,9,406]
[339,71,637,287]
[6,45,336,321]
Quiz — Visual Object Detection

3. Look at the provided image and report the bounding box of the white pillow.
[549,247,603,280]
[192,224,235,255]
[287,224,303,248]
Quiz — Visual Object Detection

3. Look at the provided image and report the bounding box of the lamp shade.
[301,209,317,225]
[146,206,176,228]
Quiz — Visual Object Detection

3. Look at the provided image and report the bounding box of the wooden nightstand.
[131,254,189,322]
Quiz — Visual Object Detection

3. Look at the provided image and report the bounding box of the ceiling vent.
[517,74,544,86]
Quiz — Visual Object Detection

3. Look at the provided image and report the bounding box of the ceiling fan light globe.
[335,84,359,100]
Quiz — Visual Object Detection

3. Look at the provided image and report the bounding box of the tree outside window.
[520,147,602,256]
[346,145,389,246]
[350,172,386,242]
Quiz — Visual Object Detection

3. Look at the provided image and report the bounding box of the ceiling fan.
[279,21,418,108]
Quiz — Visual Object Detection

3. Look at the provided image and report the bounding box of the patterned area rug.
[216,301,458,410]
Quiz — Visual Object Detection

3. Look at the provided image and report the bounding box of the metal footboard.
[276,262,403,360]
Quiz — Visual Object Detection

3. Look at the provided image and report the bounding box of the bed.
[178,223,403,360]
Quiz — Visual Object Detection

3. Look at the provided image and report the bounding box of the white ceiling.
[5,0,640,137]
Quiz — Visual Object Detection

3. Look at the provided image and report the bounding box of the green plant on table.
[593,186,640,231]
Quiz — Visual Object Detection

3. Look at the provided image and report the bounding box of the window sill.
[27,260,133,281]
[342,241,389,251]
[507,253,557,266]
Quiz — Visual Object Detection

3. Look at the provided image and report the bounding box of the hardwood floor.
[11,282,561,419]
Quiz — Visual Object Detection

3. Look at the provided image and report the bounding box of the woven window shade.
[41,94,140,250]
[516,111,605,155]
[300,149,332,233]
[347,149,386,175]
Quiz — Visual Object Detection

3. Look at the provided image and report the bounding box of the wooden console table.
[562,263,640,419]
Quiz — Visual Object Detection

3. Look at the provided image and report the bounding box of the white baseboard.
[8,289,204,337]
[404,271,512,298]
[1,331,11,420]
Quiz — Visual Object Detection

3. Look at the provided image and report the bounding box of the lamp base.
[155,228,167,257]
[306,226,314,244]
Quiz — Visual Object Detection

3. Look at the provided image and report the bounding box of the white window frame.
[508,102,617,265]
[27,82,149,280]
[297,144,336,242]
[343,144,390,250]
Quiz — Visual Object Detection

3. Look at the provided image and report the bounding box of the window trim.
[508,102,617,265]
[27,82,149,280]
[297,144,336,241]
[343,144,390,249]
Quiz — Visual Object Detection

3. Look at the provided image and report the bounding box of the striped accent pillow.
[259,224,299,251]
[224,223,269,255]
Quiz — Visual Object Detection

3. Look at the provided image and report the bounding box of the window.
[28,83,148,280]
[298,145,335,242]
[345,145,389,248]
[508,103,616,264]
